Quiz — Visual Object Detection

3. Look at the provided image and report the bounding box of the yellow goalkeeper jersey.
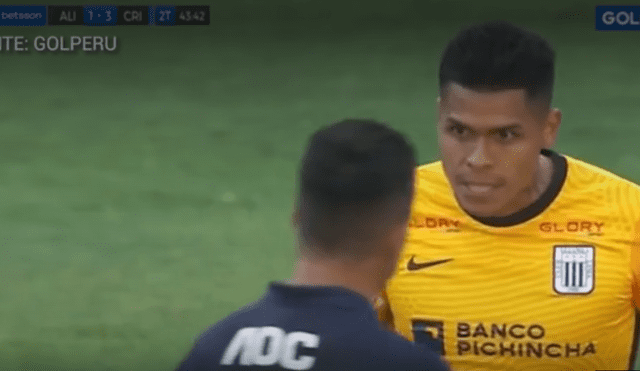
[379,150,640,371]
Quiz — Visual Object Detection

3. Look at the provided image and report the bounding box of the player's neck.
[484,153,554,218]
[521,153,554,209]
[288,255,382,305]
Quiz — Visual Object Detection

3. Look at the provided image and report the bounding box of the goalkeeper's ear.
[291,196,302,230]
[436,95,445,126]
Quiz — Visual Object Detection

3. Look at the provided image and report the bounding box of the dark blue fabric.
[175,282,448,371]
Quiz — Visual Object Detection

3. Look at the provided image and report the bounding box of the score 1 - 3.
[86,9,113,22]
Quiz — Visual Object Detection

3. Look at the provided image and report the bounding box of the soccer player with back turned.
[377,21,640,371]
[175,119,450,371]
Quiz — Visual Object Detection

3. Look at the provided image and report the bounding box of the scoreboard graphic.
[0,5,210,26]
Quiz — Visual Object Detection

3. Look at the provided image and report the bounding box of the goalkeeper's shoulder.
[411,161,454,210]
[415,161,449,190]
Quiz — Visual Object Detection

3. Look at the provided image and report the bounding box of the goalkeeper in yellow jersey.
[378,20,640,371]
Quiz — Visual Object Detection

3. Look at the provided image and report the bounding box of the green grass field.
[1,1,639,369]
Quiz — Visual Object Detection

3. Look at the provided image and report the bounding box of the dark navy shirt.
[176,282,449,371]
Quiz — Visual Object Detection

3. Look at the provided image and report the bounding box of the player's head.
[438,20,562,218]
[293,119,416,279]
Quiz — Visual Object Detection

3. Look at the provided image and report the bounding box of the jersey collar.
[267,282,377,316]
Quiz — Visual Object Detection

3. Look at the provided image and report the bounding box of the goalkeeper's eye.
[496,129,520,142]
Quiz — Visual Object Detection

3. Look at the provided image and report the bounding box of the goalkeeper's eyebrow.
[446,117,523,133]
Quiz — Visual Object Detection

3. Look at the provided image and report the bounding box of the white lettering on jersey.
[280,331,319,370]
[220,326,320,370]
[220,327,258,366]
[253,327,285,366]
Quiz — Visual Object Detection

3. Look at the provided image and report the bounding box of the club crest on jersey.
[553,246,594,294]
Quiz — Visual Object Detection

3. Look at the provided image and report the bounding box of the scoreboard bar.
[48,5,82,25]
[83,6,118,26]
[0,5,209,26]
[175,6,209,25]
[155,6,210,26]
[117,6,150,25]
[0,5,47,26]
[155,5,176,26]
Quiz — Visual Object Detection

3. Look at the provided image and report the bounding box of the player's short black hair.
[439,20,555,106]
[296,119,416,257]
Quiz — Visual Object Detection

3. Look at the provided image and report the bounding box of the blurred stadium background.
[1,0,639,369]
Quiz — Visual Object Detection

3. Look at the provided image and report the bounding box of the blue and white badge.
[553,246,595,294]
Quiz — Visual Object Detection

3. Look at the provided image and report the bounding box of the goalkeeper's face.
[436,83,561,218]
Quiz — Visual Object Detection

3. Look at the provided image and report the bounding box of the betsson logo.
[596,6,640,30]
